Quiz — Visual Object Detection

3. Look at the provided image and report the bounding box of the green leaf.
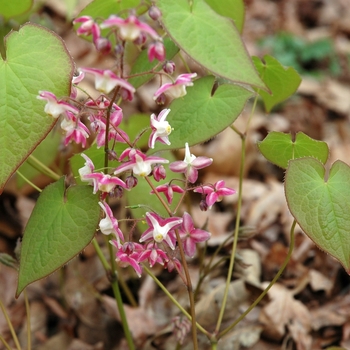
[17,130,61,188]
[257,132,329,169]
[129,37,179,89]
[285,158,350,273]
[157,0,265,89]
[204,0,245,33]
[151,76,253,152]
[0,23,74,192]
[0,0,32,20]
[252,55,301,112]
[16,177,100,296]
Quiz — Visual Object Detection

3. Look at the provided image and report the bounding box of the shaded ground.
[1,0,350,349]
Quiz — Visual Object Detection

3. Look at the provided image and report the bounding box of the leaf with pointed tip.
[151,76,253,153]
[285,158,350,273]
[252,55,301,112]
[0,23,74,192]
[157,0,265,89]
[205,0,245,33]
[258,132,329,169]
[16,177,100,296]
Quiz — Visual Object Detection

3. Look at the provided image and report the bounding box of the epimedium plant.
[0,0,349,349]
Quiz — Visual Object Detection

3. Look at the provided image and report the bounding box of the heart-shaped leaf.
[157,0,266,89]
[258,131,329,169]
[0,23,74,192]
[17,177,100,296]
[151,76,253,152]
[285,158,350,273]
[252,55,301,112]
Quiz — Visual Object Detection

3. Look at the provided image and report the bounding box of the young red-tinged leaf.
[16,177,100,296]
[157,0,266,90]
[0,23,74,192]
[258,132,329,169]
[285,158,350,273]
[151,76,253,152]
[252,55,301,112]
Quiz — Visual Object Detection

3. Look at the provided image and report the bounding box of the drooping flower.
[178,212,211,258]
[114,148,169,177]
[194,180,236,209]
[153,73,197,100]
[110,240,144,277]
[79,67,135,96]
[148,109,173,149]
[152,164,166,182]
[79,153,95,183]
[169,143,213,183]
[98,201,124,241]
[148,41,166,62]
[70,71,85,99]
[140,212,182,249]
[61,111,90,148]
[138,242,169,267]
[83,172,126,194]
[37,91,79,119]
[101,14,160,41]
[73,16,101,44]
[151,183,184,204]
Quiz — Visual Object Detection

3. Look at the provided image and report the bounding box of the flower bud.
[155,93,166,105]
[107,149,118,161]
[153,164,166,181]
[199,199,208,212]
[125,175,138,189]
[114,43,124,55]
[95,37,112,54]
[163,61,176,74]
[148,6,162,21]
[133,32,147,46]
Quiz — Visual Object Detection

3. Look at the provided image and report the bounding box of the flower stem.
[0,298,22,350]
[26,155,60,181]
[24,290,31,350]
[219,220,296,338]
[16,171,42,193]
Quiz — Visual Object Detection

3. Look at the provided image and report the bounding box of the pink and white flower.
[101,15,160,41]
[83,172,126,194]
[194,180,236,209]
[140,212,182,249]
[148,109,173,149]
[151,183,184,204]
[114,148,169,177]
[37,91,79,119]
[148,41,166,62]
[139,242,169,267]
[61,111,90,148]
[73,16,101,44]
[110,241,144,277]
[79,153,95,183]
[79,68,135,96]
[178,212,211,258]
[98,201,124,241]
[169,143,213,183]
[153,73,197,100]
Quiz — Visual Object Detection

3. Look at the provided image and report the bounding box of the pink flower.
[101,14,160,41]
[83,172,126,194]
[79,68,135,96]
[148,41,166,62]
[151,183,184,204]
[194,180,236,209]
[98,201,124,241]
[178,212,211,258]
[140,212,182,249]
[110,241,144,277]
[61,111,90,148]
[70,71,85,99]
[37,91,79,119]
[139,242,169,267]
[73,16,100,44]
[148,109,173,149]
[114,148,169,177]
[169,143,213,183]
[79,153,95,183]
[153,73,197,100]
[153,164,166,182]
